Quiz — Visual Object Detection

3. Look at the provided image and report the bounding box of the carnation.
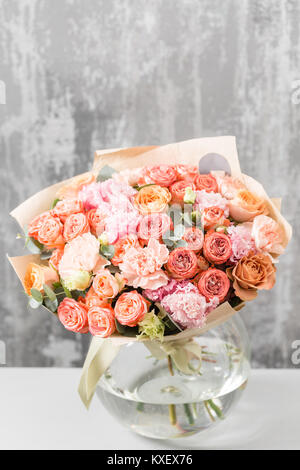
[161,282,219,329]
[195,190,229,217]
[143,280,190,302]
[227,222,256,263]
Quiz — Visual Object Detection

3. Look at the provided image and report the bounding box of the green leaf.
[28,297,43,309]
[25,237,44,254]
[51,198,60,209]
[43,284,56,302]
[30,288,43,303]
[97,165,117,182]
[136,183,156,191]
[174,224,185,239]
[40,250,53,260]
[100,244,115,259]
[62,284,72,298]
[44,296,58,313]
[115,318,138,337]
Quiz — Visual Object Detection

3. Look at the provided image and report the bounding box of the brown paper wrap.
[8,137,292,409]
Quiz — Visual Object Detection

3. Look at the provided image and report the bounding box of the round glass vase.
[96,313,251,440]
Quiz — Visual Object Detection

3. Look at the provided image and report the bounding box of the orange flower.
[49,248,64,271]
[88,305,116,337]
[201,206,225,230]
[194,174,218,193]
[92,269,119,301]
[141,165,177,187]
[85,286,108,309]
[229,190,268,222]
[86,208,106,236]
[134,185,171,214]
[24,262,59,296]
[28,211,55,239]
[114,291,149,326]
[63,213,90,242]
[53,199,84,223]
[227,251,276,301]
[169,180,196,204]
[56,172,96,200]
[111,235,140,266]
[36,214,65,249]
[58,298,89,334]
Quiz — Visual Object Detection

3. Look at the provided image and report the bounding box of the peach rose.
[57,298,89,334]
[203,231,232,265]
[58,232,105,280]
[167,248,199,279]
[174,164,198,182]
[182,227,204,251]
[229,190,268,222]
[142,165,177,187]
[28,211,55,239]
[133,185,171,214]
[63,213,90,242]
[92,269,119,301]
[194,174,218,193]
[85,286,108,309]
[87,208,106,236]
[169,180,196,204]
[251,215,284,254]
[49,248,64,271]
[88,305,116,337]
[24,262,59,296]
[111,235,140,266]
[227,251,276,301]
[201,206,225,230]
[114,291,149,326]
[56,172,96,200]
[53,199,84,223]
[212,172,245,199]
[36,214,65,249]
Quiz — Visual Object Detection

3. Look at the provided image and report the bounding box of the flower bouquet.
[9,137,291,439]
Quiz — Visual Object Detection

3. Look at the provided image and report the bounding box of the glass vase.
[96,313,251,440]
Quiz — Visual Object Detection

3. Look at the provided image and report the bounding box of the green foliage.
[97,165,117,182]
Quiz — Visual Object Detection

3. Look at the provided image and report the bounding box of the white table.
[0,368,299,450]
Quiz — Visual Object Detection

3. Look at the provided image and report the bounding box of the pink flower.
[99,178,137,201]
[161,282,219,329]
[212,171,245,200]
[113,167,144,186]
[227,222,256,263]
[58,232,107,279]
[119,238,169,289]
[78,182,105,210]
[58,298,89,334]
[143,280,190,302]
[195,190,229,217]
[104,209,142,244]
[251,215,284,254]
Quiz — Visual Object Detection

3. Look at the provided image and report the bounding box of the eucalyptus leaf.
[30,288,43,303]
[28,297,43,309]
[44,297,58,313]
[174,239,188,248]
[162,238,175,248]
[100,244,115,259]
[43,284,57,302]
[97,165,117,182]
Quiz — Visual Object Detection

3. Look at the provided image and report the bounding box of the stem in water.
[167,356,177,426]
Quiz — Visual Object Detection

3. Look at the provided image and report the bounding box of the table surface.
[0,368,299,450]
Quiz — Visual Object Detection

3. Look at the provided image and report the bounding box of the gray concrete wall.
[1,0,299,367]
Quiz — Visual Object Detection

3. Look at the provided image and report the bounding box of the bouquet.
[9,137,291,408]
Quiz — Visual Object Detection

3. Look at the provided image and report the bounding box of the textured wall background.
[1,0,299,367]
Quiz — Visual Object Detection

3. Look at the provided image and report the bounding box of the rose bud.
[198,268,230,303]
[203,231,232,265]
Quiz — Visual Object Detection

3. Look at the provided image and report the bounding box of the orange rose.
[92,269,119,300]
[24,262,59,296]
[174,164,198,182]
[142,165,177,187]
[201,206,225,230]
[85,286,108,309]
[227,251,276,301]
[169,180,196,204]
[182,227,204,252]
[86,208,106,236]
[63,213,90,242]
[111,235,140,266]
[229,190,268,222]
[36,214,65,249]
[53,199,84,222]
[49,248,64,271]
[133,185,171,214]
[88,305,116,337]
[114,291,149,326]
[56,172,96,200]
[194,174,218,193]
[58,298,89,334]
[28,211,55,239]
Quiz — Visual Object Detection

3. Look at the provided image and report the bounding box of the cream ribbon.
[144,338,202,375]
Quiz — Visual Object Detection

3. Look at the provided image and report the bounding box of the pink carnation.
[227,222,256,263]
[143,280,190,302]
[105,209,142,244]
[195,190,229,217]
[119,238,169,290]
[78,182,105,210]
[99,178,137,202]
[161,282,219,329]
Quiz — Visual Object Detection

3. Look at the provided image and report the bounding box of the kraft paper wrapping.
[8,137,292,409]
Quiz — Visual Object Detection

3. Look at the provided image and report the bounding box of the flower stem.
[167,356,177,426]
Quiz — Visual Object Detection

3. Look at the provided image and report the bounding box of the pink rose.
[141,165,177,187]
[92,269,120,301]
[195,190,229,217]
[88,305,116,337]
[114,291,149,326]
[138,213,173,242]
[182,227,204,251]
[53,199,84,223]
[119,238,169,289]
[251,215,284,254]
[212,172,245,200]
[58,298,89,334]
